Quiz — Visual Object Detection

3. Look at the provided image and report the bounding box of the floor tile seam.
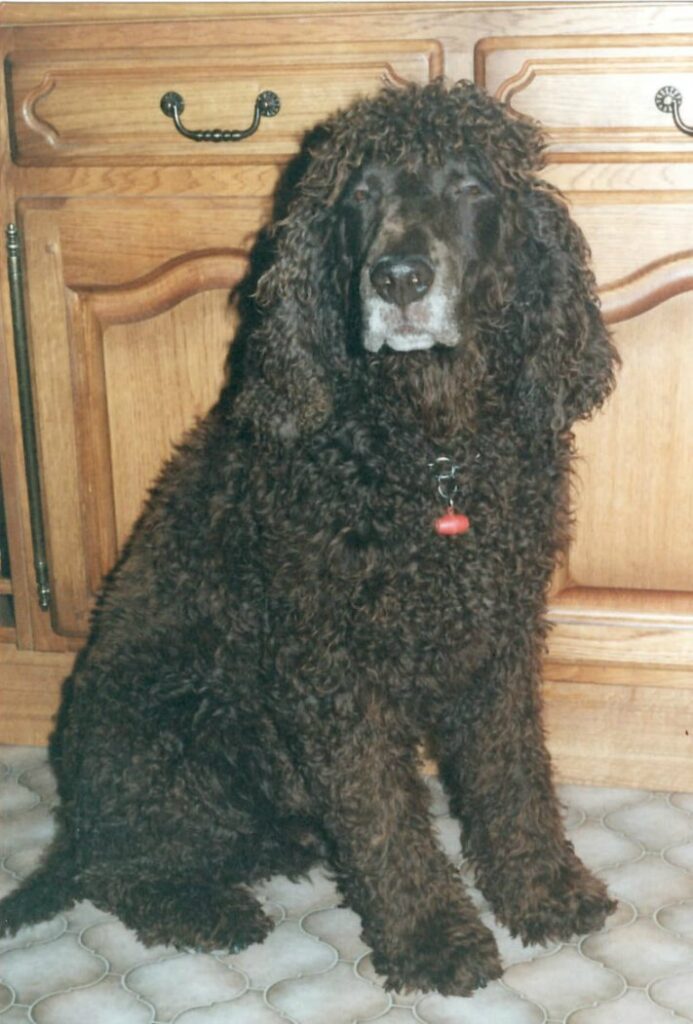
[23,969,158,1024]
[74,925,121,975]
[591,816,648,861]
[257,977,314,1024]
[261,950,393,1019]
[599,789,658,823]
[575,923,635,975]
[0,854,23,882]
[167,989,252,1024]
[261,898,289,927]
[365,1004,415,1024]
[667,793,693,821]
[596,791,659,817]
[504,942,629,1010]
[561,989,692,1024]
[170,1005,273,1024]
[15,764,55,801]
[558,796,586,830]
[600,792,693,849]
[662,841,693,869]
[0,796,44,824]
[653,896,693,943]
[164,982,300,1024]
[0,791,43,816]
[396,995,427,1019]
[651,843,693,879]
[297,902,353,968]
[0,978,19,1013]
[557,975,631,1024]
[647,966,693,1013]
[634,979,693,1024]
[0,914,69,953]
[577,900,693,969]
[209,949,255,987]
[494,975,550,1022]
[122,951,251,1007]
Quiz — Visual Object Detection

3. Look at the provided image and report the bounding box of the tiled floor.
[1,746,693,1023]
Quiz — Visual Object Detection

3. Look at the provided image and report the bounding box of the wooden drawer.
[6,39,441,166]
[475,34,693,160]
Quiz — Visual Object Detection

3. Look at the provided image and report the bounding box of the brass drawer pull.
[160,89,280,142]
[655,86,693,137]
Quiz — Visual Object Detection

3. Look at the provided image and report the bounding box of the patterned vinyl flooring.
[2,744,693,1023]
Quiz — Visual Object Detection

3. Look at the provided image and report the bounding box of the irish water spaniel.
[1,80,619,996]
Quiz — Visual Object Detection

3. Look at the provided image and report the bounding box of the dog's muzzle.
[361,243,461,354]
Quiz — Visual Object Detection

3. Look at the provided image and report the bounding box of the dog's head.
[236,80,617,443]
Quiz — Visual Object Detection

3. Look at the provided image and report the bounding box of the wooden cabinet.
[1,3,692,788]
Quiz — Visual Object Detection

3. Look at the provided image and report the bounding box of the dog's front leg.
[434,639,616,946]
[301,705,502,996]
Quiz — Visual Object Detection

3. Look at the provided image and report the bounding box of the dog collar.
[428,456,471,536]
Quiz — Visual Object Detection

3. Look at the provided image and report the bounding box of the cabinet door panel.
[103,291,231,552]
[570,294,692,595]
[19,199,250,639]
[547,197,693,671]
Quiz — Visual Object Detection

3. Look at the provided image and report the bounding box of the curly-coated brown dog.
[1,81,619,996]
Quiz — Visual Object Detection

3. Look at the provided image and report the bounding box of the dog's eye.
[449,178,485,199]
[352,187,371,203]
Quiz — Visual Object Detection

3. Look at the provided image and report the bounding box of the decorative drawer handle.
[160,89,280,142]
[655,86,693,137]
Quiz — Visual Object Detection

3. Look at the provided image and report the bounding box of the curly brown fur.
[0,80,618,995]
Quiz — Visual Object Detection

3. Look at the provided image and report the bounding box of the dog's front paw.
[372,910,503,997]
[496,855,617,946]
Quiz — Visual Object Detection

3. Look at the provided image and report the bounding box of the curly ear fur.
[229,204,344,443]
[512,186,619,432]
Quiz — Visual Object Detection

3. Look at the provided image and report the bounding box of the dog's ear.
[512,186,619,433]
[233,201,345,444]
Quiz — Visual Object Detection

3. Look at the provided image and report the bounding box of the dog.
[0,80,619,996]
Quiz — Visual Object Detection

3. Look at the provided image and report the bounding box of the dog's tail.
[0,835,81,936]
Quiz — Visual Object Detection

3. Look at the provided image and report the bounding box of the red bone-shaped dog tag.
[434,510,470,536]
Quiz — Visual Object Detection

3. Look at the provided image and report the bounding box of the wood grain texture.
[544,679,693,790]
[103,288,235,551]
[0,646,73,746]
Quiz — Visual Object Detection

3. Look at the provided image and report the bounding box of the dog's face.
[341,155,501,354]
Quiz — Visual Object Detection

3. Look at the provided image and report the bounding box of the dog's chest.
[265,432,554,653]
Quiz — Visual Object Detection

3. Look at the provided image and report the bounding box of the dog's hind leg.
[87,873,272,953]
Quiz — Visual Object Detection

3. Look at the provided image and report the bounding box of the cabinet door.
[548,197,693,676]
[478,35,693,679]
[18,197,266,641]
[478,34,693,788]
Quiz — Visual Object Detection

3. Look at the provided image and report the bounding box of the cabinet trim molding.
[5,224,51,612]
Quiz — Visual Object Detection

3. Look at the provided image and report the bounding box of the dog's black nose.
[369,255,434,307]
